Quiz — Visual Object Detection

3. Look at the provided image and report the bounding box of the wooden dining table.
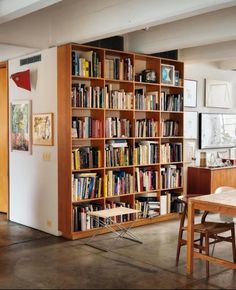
[187,190,236,274]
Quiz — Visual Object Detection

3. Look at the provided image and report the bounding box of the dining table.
[187,190,236,274]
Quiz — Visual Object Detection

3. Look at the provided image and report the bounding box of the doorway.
[0,61,8,214]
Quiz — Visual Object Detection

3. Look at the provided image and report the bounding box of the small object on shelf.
[141,69,157,83]
[161,64,175,85]
[200,152,207,167]
[222,159,236,166]
[175,70,179,86]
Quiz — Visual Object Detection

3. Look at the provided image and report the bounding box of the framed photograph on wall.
[184,79,197,107]
[205,79,232,108]
[184,140,196,163]
[32,113,54,146]
[161,64,175,85]
[10,100,32,153]
[184,111,198,139]
[199,113,236,149]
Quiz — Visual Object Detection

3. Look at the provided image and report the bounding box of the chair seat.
[194,221,234,235]
[182,221,233,234]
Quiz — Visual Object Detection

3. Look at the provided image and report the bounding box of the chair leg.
[199,233,203,253]
[231,225,236,263]
[205,232,210,278]
[176,204,187,266]
[176,229,184,266]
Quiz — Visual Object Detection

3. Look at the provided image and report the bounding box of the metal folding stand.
[85,207,142,252]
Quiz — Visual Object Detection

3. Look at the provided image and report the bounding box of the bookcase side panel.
[58,45,73,236]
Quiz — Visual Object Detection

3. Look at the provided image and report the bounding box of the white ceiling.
[0,0,236,66]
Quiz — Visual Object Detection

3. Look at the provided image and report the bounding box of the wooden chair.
[176,194,236,277]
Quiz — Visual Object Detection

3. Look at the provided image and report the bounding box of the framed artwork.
[230,148,236,159]
[161,64,175,85]
[199,113,236,149]
[184,140,196,163]
[10,100,32,153]
[184,79,197,107]
[205,79,232,108]
[32,113,54,146]
[184,111,198,139]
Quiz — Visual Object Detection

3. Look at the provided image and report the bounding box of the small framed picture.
[184,111,198,139]
[184,140,196,164]
[161,64,175,85]
[32,113,54,146]
[10,99,32,154]
[184,79,197,107]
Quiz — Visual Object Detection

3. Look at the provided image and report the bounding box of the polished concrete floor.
[0,214,235,289]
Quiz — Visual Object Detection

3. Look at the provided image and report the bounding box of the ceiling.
[1,0,236,67]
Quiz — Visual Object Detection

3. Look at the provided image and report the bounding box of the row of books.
[160,192,184,215]
[71,84,104,108]
[104,170,134,197]
[105,117,131,138]
[135,195,160,219]
[73,203,102,232]
[105,84,133,110]
[105,140,132,167]
[135,118,159,137]
[160,165,183,189]
[73,194,184,231]
[72,50,101,77]
[105,140,158,167]
[135,168,159,192]
[161,92,183,112]
[74,202,136,232]
[105,56,133,81]
[72,173,102,201]
[133,141,159,165]
[161,119,179,137]
[72,147,101,170]
[72,117,103,138]
[135,89,159,111]
[71,143,183,170]
[160,143,183,163]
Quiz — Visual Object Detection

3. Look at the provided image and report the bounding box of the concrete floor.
[0,214,235,289]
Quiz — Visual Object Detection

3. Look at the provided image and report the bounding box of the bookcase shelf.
[58,43,184,239]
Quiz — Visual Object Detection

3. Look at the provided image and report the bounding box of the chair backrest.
[215,186,235,194]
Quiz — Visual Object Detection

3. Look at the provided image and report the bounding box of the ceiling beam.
[0,0,236,50]
[125,6,236,54]
[0,0,62,25]
[179,40,236,64]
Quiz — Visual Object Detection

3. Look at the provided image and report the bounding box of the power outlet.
[46,220,52,228]
[43,152,51,161]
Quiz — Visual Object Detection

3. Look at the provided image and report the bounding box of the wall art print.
[32,113,54,146]
[11,100,31,153]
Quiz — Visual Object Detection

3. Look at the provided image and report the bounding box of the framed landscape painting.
[32,113,54,146]
[11,100,31,153]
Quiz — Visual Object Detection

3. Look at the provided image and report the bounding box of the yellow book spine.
[98,150,101,168]
[74,149,80,170]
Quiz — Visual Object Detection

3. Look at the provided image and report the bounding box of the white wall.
[184,62,236,160]
[183,62,236,192]
[9,47,59,236]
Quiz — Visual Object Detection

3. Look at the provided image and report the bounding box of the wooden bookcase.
[58,43,184,239]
